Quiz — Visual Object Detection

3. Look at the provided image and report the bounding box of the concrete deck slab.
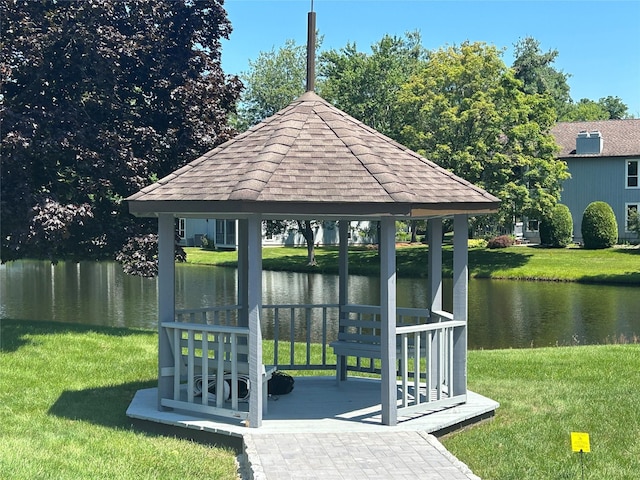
[127,376,498,479]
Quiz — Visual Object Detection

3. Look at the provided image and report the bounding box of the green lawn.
[2,319,638,479]
[445,345,640,480]
[184,244,640,284]
[0,319,239,480]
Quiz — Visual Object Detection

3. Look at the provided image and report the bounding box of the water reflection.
[2,260,639,349]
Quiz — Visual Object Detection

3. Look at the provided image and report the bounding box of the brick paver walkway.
[243,431,480,480]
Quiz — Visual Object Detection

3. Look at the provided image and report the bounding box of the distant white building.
[179,218,377,249]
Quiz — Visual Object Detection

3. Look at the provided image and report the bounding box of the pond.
[1,259,639,349]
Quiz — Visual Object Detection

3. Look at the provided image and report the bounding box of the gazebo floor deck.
[127,376,498,439]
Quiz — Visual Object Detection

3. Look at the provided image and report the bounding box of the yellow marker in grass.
[571,432,591,453]
[571,432,590,480]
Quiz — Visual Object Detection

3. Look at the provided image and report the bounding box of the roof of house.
[127,91,499,219]
[551,118,640,158]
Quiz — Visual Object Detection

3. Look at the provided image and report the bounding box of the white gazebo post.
[427,218,443,312]
[452,214,469,397]
[247,214,263,427]
[427,217,443,387]
[157,213,175,409]
[237,219,248,327]
[380,216,397,426]
[337,220,349,381]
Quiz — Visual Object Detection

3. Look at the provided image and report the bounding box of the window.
[626,203,639,232]
[215,220,236,245]
[627,160,639,188]
[177,218,186,240]
[526,220,539,232]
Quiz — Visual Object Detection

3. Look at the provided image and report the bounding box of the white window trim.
[626,159,639,189]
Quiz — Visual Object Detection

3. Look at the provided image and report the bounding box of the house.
[178,217,376,248]
[551,119,640,243]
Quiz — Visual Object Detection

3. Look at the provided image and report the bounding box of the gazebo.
[126,89,499,429]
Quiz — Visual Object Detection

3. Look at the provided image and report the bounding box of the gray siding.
[562,156,640,242]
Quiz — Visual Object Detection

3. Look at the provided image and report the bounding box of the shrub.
[539,204,573,247]
[487,235,515,249]
[468,238,488,249]
[581,201,618,249]
[628,209,640,239]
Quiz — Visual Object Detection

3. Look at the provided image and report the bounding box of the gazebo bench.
[330,306,431,383]
[330,314,399,383]
[331,339,383,382]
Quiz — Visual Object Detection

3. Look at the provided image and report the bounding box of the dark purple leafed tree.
[1,0,241,274]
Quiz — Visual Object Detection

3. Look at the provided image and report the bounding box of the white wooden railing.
[337,304,466,413]
[396,310,467,415]
[166,303,465,418]
[160,319,253,421]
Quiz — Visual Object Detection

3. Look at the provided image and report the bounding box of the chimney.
[576,130,603,155]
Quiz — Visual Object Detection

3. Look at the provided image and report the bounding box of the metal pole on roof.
[306,6,316,92]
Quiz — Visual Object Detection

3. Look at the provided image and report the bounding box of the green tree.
[1,0,241,269]
[560,96,629,122]
[598,96,629,119]
[582,201,618,249]
[234,39,309,131]
[561,98,610,121]
[399,41,568,230]
[512,37,571,120]
[319,31,427,139]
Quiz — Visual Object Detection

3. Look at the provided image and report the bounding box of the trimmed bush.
[487,235,515,249]
[539,204,573,247]
[581,201,618,249]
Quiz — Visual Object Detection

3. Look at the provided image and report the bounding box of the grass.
[0,319,239,480]
[3,320,639,479]
[444,345,640,480]
[183,243,640,285]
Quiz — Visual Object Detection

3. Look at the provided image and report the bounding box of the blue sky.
[221,0,640,117]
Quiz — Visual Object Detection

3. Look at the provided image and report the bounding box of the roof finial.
[306,6,316,92]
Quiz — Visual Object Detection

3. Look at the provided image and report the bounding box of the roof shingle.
[551,119,640,158]
[127,91,499,217]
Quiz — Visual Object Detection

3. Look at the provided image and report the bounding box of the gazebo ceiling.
[127,91,499,219]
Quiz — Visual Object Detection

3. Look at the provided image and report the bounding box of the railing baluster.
[401,333,409,407]
[306,307,312,366]
[231,333,238,410]
[322,306,328,365]
[216,332,225,408]
[436,329,443,400]
[273,307,280,365]
[187,330,195,403]
[448,327,454,397]
[201,332,209,406]
[414,332,421,406]
[426,331,432,401]
[173,327,181,401]
[289,307,295,366]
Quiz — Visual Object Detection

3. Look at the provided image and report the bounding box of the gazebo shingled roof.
[127,91,499,217]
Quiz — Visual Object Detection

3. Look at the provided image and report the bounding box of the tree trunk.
[410,220,418,243]
[297,220,317,266]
